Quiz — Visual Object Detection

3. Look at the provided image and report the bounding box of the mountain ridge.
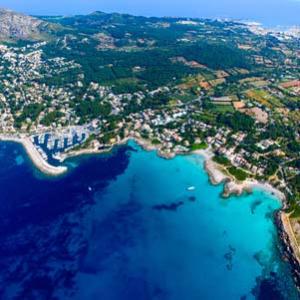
[0,8,49,41]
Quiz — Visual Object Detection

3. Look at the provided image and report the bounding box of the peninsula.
[0,134,67,175]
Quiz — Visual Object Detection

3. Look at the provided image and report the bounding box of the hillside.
[0,9,298,216]
[0,8,55,41]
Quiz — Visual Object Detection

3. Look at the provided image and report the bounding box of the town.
[0,8,299,299]
[0,9,299,238]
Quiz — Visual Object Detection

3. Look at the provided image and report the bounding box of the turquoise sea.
[0,141,298,299]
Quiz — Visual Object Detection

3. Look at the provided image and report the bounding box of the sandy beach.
[61,139,286,203]
[0,134,287,200]
[193,148,286,202]
[195,147,300,280]
[0,134,67,176]
[1,133,299,285]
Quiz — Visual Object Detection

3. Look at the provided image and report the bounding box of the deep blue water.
[0,141,299,300]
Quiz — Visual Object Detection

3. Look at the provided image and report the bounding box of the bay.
[0,141,298,299]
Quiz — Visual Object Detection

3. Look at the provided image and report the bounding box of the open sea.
[0,140,299,300]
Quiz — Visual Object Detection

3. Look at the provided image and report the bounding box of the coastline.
[0,134,67,176]
[0,134,288,202]
[193,148,286,202]
[276,212,300,290]
[197,147,300,290]
[59,136,159,162]
[1,134,299,289]
[6,132,285,201]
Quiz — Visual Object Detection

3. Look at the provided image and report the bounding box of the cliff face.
[275,212,300,290]
[0,9,45,40]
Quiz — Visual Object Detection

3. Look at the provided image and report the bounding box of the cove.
[0,141,298,299]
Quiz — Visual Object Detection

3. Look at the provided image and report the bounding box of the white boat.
[187,186,196,191]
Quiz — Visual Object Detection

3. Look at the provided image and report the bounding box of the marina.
[32,126,91,162]
[0,140,298,299]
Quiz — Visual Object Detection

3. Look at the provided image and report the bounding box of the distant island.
[0,8,299,289]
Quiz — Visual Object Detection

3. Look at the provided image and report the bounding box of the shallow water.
[0,141,298,299]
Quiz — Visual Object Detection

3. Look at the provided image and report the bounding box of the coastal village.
[0,10,299,289]
[0,29,298,190]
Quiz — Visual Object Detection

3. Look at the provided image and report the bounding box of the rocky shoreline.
[9,133,286,202]
[201,151,286,201]
[63,138,287,202]
[276,212,300,291]
[1,134,300,291]
[201,148,300,292]
[60,136,174,162]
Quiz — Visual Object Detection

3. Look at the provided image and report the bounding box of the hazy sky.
[0,0,300,26]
